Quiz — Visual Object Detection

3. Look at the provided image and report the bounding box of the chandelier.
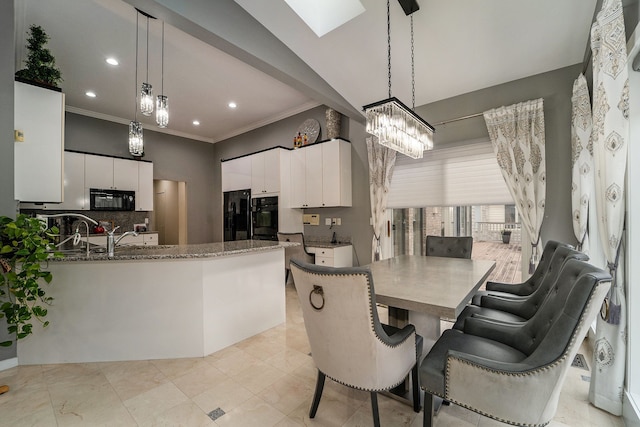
[363,0,434,159]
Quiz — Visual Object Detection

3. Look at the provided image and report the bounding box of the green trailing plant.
[0,215,61,347]
[15,25,63,88]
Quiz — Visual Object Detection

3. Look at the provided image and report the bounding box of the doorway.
[152,180,187,245]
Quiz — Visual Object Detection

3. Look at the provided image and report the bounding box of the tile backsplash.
[21,209,152,234]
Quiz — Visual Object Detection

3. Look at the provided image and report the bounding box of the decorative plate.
[296,119,320,144]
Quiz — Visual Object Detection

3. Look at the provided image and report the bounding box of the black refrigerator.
[223,189,251,241]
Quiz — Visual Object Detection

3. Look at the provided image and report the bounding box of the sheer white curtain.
[588,0,629,416]
[571,74,594,254]
[367,137,396,261]
[484,99,546,273]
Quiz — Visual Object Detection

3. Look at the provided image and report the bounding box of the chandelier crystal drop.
[128,120,144,157]
[156,95,168,128]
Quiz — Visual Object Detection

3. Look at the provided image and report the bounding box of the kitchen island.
[17,240,294,365]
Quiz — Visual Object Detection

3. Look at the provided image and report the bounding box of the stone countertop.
[50,240,298,262]
[305,241,352,249]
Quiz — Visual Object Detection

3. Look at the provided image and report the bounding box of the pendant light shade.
[363,0,433,159]
[140,82,154,116]
[129,120,144,156]
[156,95,168,128]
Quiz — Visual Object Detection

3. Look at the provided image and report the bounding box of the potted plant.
[0,214,61,347]
[501,229,512,244]
[15,25,63,90]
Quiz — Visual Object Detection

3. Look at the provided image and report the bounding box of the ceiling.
[15,0,598,144]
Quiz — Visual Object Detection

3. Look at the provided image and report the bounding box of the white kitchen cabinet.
[14,81,65,203]
[306,245,353,267]
[137,161,154,211]
[221,156,252,191]
[58,152,86,210]
[84,232,157,247]
[143,233,158,245]
[290,139,351,208]
[251,149,280,195]
[85,154,137,191]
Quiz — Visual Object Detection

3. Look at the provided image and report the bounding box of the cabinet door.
[137,162,154,211]
[143,233,158,245]
[262,149,280,193]
[58,152,86,210]
[113,158,138,190]
[290,149,307,208]
[222,157,251,191]
[322,140,341,207]
[14,82,65,203]
[84,155,114,189]
[305,144,323,208]
[251,153,266,194]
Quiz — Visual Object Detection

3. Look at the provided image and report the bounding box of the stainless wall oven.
[251,196,278,240]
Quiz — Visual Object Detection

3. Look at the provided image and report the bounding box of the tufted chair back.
[425,236,473,259]
[291,259,422,423]
[277,232,314,283]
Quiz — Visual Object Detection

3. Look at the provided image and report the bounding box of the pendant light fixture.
[129,11,143,157]
[156,21,169,128]
[140,14,154,116]
[362,0,434,159]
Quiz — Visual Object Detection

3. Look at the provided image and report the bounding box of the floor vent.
[208,407,225,421]
[571,353,589,371]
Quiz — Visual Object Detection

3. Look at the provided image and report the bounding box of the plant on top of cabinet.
[0,215,62,347]
[15,25,62,89]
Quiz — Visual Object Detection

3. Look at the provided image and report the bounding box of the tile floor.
[0,282,625,426]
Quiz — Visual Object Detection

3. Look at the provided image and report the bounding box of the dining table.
[369,254,496,352]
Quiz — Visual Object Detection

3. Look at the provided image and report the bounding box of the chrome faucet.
[39,213,98,257]
[106,226,139,257]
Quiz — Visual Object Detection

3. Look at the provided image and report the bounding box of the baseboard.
[0,357,18,372]
[624,392,640,427]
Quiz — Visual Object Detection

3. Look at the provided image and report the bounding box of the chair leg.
[370,392,380,427]
[285,269,290,285]
[423,392,434,427]
[309,370,325,418]
[412,363,421,412]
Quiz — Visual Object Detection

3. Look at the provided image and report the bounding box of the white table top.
[368,255,496,319]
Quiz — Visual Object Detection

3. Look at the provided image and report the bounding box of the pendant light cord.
[145,16,150,83]
[387,0,391,99]
[134,12,138,120]
[411,14,415,110]
[161,21,164,96]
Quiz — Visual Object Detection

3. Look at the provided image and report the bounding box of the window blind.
[387,139,513,208]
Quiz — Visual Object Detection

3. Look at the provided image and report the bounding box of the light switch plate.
[325,218,332,226]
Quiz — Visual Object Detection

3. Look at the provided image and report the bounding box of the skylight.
[284,0,365,37]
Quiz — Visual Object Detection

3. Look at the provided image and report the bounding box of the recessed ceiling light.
[228,102,237,109]
[193,120,200,126]
[85,91,97,98]
[106,57,119,66]
[284,0,365,37]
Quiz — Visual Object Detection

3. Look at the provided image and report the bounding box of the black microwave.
[89,188,135,211]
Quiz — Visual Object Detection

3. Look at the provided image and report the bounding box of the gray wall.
[64,113,216,244]
[212,105,373,266]
[415,64,583,247]
[0,0,16,364]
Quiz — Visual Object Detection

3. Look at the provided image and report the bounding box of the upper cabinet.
[58,151,86,210]
[14,81,65,203]
[137,162,154,211]
[221,156,252,192]
[85,155,137,191]
[251,149,280,195]
[290,139,351,208]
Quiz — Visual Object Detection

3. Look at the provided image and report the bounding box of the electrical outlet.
[325,218,332,226]
[336,218,342,226]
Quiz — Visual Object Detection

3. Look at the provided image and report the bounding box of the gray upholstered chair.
[471,240,571,305]
[290,259,422,426]
[425,235,473,259]
[420,259,611,427]
[277,232,314,284]
[454,245,589,329]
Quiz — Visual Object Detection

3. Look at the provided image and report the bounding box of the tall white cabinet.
[14,81,65,203]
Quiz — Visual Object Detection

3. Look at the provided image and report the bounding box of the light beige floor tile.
[273,416,306,427]
[210,350,261,377]
[150,357,211,380]
[100,359,169,401]
[214,395,286,427]
[0,385,52,426]
[124,382,189,425]
[191,376,254,414]
[257,373,314,415]
[206,345,243,362]
[3,405,58,427]
[144,400,215,427]
[0,365,45,391]
[264,348,311,374]
[42,363,103,387]
[287,391,361,427]
[172,363,227,398]
[289,357,319,384]
[231,360,287,394]
[343,394,419,427]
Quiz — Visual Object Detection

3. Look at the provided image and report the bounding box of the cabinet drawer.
[143,233,158,245]
[315,256,334,267]
[314,248,334,258]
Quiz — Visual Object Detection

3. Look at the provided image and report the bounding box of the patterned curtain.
[366,137,396,261]
[484,99,546,273]
[588,0,629,416]
[571,74,593,254]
